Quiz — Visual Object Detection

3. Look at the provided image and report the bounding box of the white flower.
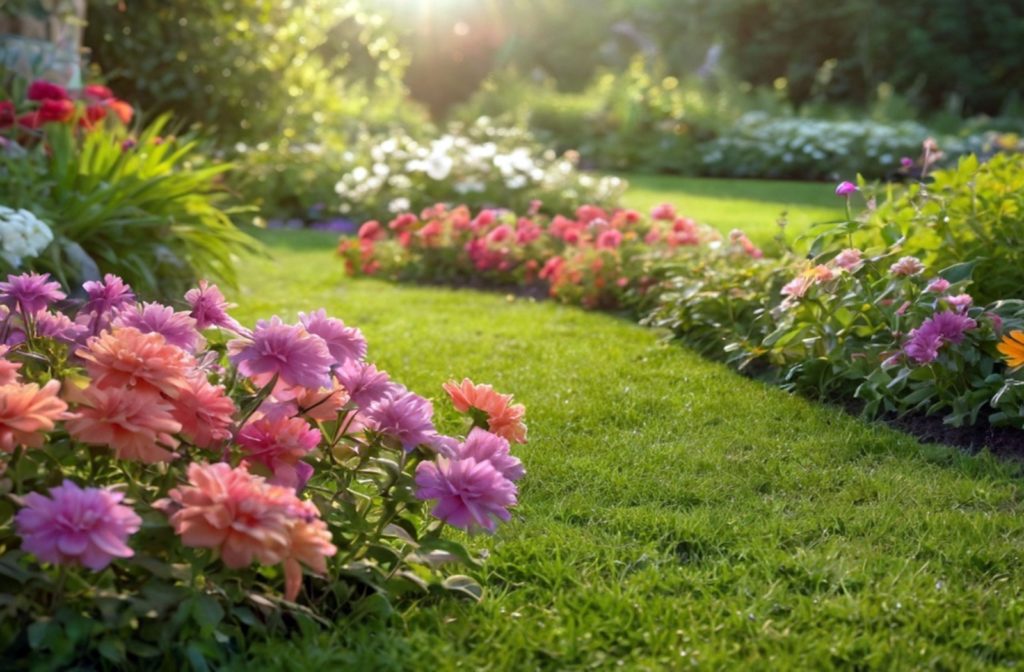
[0,206,53,268]
[422,153,454,181]
[388,197,411,213]
[505,175,527,189]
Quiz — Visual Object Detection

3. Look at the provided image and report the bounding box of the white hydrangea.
[0,206,53,268]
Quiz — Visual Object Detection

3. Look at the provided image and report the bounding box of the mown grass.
[223,228,1024,671]
[621,174,843,246]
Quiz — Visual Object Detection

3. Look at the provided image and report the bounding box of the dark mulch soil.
[880,412,1024,460]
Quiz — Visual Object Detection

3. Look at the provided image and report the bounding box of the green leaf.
[441,575,484,601]
[193,594,225,630]
[939,260,978,284]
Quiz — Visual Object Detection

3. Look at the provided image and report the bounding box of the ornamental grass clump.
[0,271,526,666]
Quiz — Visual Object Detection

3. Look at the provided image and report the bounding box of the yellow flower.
[997,330,1024,369]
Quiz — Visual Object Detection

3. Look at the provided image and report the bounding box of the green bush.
[0,116,257,297]
[84,0,425,143]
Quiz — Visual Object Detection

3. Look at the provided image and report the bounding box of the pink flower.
[335,359,393,409]
[596,229,623,249]
[945,294,973,312]
[515,219,542,245]
[357,220,385,242]
[15,480,141,571]
[67,386,181,463]
[0,273,66,314]
[456,428,524,482]
[415,457,517,533]
[890,256,925,277]
[77,327,193,399]
[114,302,200,352]
[0,345,21,385]
[185,280,244,333]
[364,387,437,451]
[926,278,951,293]
[835,181,858,197]
[171,374,236,449]
[650,203,676,221]
[299,309,367,366]
[781,274,814,301]
[35,310,88,344]
[833,248,863,272]
[486,224,514,245]
[229,317,333,390]
[900,157,914,169]
[237,413,320,490]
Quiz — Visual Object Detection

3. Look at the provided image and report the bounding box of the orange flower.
[997,330,1024,370]
[77,327,193,398]
[0,380,68,452]
[283,512,337,602]
[293,382,351,422]
[443,378,528,444]
[66,386,181,463]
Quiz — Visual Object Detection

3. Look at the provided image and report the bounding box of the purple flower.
[185,280,244,333]
[364,387,437,451]
[82,274,135,316]
[0,273,65,314]
[228,316,333,390]
[335,360,393,409]
[900,157,914,169]
[456,427,525,482]
[835,181,858,197]
[15,480,141,571]
[904,311,977,364]
[114,302,200,351]
[299,309,367,366]
[415,457,517,533]
[35,310,89,345]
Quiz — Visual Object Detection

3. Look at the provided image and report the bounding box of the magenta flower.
[364,387,437,451]
[237,413,320,490]
[228,317,333,390]
[456,428,525,482]
[185,280,244,333]
[335,359,394,409]
[904,311,977,364]
[15,480,141,571]
[900,157,914,169]
[115,302,200,351]
[415,457,517,533]
[35,310,89,345]
[81,274,135,316]
[0,272,66,314]
[596,229,623,249]
[299,309,367,366]
[835,181,858,197]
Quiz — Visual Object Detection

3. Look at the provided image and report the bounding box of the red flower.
[27,80,69,102]
[0,101,13,129]
[18,99,75,128]
[80,104,108,130]
[108,100,134,125]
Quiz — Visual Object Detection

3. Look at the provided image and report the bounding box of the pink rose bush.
[339,201,762,310]
[0,271,526,660]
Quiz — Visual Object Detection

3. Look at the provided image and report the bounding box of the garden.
[1,0,1023,669]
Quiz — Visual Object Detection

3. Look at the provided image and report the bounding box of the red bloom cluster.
[1,79,134,133]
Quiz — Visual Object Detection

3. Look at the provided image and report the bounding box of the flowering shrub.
[0,272,526,665]
[339,201,757,310]
[0,78,255,298]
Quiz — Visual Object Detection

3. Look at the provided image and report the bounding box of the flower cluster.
[340,201,760,309]
[0,271,526,647]
[0,206,53,268]
[1,79,134,135]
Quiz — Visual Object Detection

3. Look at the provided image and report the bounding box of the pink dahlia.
[890,256,925,277]
[67,386,182,463]
[0,379,67,452]
[0,345,21,385]
[833,248,863,272]
[77,327,194,399]
[171,374,236,449]
[237,413,320,490]
[15,480,141,571]
[228,317,333,390]
[35,310,89,345]
[364,387,437,451]
[443,378,528,444]
[650,203,676,221]
[415,457,517,533]
[0,272,65,315]
[596,229,623,249]
[299,309,367,366]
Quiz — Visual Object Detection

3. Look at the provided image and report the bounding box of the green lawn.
[621,174,843,246]
[225,228,1024,670]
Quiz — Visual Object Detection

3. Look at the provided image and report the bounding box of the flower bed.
[0,272,526,665]
[338,201,763,309]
